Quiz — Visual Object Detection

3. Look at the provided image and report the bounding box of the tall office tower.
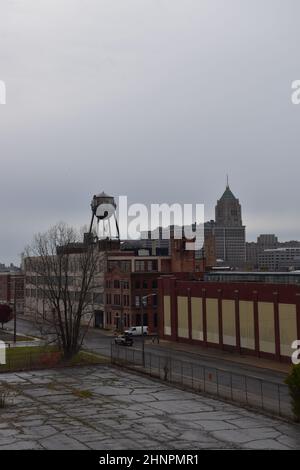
[207,182,246,267]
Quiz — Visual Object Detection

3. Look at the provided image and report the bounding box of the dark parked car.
[114,334,133,346]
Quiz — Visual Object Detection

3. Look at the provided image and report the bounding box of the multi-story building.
[104,237,204,333]
[257,234,279,249]
[158,274,300,362]
[0,263,21,273]
[204,270,300,285]
[0,273,10,303]
[142,225,216,269]
[258,247,300,271]
[246,236,300,271]
[205,184,246,268]
[24,231,206,331]
[24,240,108,326]
[0,272,24,314]
[246,234,278,269]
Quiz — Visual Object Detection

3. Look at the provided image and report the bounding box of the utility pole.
[140,293,156,368]
[13,275,17,343]
[140,293,145,367]
[120,280,124,333]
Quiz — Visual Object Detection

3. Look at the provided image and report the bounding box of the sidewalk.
[147,339,291,375]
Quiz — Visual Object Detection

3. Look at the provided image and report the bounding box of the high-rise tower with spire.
[205,180,246,267]
[215,180,242,227]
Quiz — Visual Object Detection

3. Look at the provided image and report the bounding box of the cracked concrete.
[0,365,299,450]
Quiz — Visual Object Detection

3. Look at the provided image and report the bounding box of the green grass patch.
[1,345,59,372]
[67,351,108,366]
[0,345,108,373]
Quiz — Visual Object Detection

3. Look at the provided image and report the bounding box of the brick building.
[158,275,300,362]
[0,272,24,314]
[24,225,211,331]
[104,238,204,333]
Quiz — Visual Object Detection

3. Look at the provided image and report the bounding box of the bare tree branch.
[24,223,101,359]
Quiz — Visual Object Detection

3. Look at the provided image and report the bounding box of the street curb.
[150,340,290,376]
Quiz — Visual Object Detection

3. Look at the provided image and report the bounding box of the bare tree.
[24,223,102,359]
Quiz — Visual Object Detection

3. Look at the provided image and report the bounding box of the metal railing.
[0,346,62,373]
[111,343,293,419]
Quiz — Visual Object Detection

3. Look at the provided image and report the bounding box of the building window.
[121,261,131,272]
[121,280,129,289]
[135,260,145,272]
[148,260,158,271]
[108,260,131,272]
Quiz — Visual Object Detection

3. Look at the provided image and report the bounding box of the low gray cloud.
[1,0,300,264]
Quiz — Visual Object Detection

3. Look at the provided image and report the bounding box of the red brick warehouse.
[158,275,300,362]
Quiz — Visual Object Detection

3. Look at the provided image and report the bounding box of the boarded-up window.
[191,297,203,341]
[206,298,219,344]
[177,296,189,338]
[163,295,171,336]
[239,301,255,350]
[222,299,236,346]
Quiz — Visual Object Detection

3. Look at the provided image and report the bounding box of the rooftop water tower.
[88,191,120,242]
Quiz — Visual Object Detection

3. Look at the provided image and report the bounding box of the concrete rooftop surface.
[0,365,299,450]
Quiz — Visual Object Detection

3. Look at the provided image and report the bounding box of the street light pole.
[140,294,145,367]
[13,276,17,343]
[120,280,124,333]
[140,293,156,368]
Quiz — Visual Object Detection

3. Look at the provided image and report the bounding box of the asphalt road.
[7,317,287,384]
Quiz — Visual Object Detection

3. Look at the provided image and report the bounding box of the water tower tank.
[88,191,120,242]
[91,191,116,219]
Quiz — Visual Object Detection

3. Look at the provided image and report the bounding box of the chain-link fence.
[111,343,293,420]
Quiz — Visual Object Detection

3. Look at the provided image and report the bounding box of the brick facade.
[104,238,204,332]
[158,276,300,362]
[0,272,24,314]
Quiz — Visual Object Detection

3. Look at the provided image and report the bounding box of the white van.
[124,326,148,336]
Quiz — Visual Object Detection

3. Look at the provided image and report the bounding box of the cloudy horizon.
[1,0,300,265]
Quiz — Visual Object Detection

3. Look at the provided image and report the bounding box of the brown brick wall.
[159,277,300,362]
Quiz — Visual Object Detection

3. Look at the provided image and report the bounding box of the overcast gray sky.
[1,0,300,264]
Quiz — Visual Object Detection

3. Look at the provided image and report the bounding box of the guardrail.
[111,343,293,420]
